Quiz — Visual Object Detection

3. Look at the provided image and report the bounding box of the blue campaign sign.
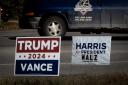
[14,37,61,76]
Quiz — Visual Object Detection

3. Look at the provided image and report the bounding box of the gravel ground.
[0,73,128,85]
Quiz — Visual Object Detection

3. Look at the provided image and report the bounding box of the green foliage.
[1,0,24,19]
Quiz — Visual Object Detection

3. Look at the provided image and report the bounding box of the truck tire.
[38,16,66,36]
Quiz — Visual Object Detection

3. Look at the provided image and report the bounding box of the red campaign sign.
[16,37,60,53]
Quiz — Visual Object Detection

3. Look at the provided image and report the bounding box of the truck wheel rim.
[48,21,62,36]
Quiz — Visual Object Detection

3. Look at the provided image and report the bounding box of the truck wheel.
[38,16,66,36]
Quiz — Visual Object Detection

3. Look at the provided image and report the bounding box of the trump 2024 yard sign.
[14,37,61,76]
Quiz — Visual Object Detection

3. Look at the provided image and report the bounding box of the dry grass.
[0,73,128,85]
[0,21,19,31]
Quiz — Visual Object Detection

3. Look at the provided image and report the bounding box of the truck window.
[101,0,128,7]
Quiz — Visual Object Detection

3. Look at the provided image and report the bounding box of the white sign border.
[14,37,61,76]
[72,36,111,65]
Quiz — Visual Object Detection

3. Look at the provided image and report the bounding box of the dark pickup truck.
[19,0,128,36]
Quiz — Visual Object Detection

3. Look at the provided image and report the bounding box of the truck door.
[68,0,101,29]
[101,0,126,28]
